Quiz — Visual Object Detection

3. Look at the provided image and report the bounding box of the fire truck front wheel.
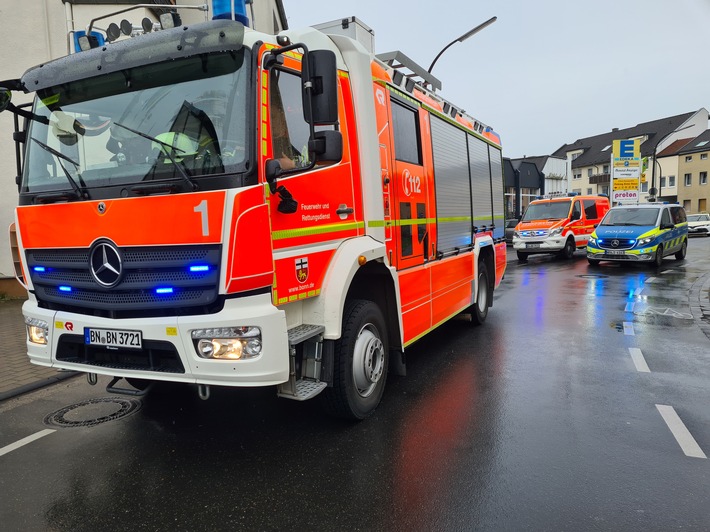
[323,299,389,420]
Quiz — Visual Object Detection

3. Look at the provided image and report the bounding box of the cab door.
[568,199,584,246]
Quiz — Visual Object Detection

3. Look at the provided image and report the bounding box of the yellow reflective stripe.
[41,93,60,106]
[368,217,498,228]
[271,221,364,240]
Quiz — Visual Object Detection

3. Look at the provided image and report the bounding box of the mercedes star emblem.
[89,241,123,287]
[611,239,620,248]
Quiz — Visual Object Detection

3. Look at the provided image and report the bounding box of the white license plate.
[526,243,541,249]
[85,328,143,349]
[605,250,626,255]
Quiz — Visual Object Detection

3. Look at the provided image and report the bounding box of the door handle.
[336,205,354,216]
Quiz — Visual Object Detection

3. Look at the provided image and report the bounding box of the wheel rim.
[352,324,385,398]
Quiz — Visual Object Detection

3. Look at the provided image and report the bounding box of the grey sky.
[285,0,710,159]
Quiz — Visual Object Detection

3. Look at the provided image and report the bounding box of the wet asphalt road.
[1,236,709,531]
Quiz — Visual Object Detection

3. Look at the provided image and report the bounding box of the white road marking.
[656,405,707,459]
[628,348,650,372]
[623,322,635,335]
[0,429,56,458]
[625,302,635,312]
[645,277,659,283]
[661,270,674,275]
[634,287,644,296]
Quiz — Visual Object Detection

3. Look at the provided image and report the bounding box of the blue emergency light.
[74,30,105,53]
[212,0,249,26]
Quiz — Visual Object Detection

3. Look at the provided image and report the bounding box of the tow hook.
[198,384,210,401]
[87,373,98,386]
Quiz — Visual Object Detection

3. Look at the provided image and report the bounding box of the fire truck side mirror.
[0,88,12,113]
[310,130,342,163]
[303,50,338,126]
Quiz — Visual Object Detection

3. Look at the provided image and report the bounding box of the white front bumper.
[512,236,566,252]
[23,293,290,387]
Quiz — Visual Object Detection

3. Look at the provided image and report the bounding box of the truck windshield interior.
[22,49,250,194]
[521,200,571,221]
[600,208,660,226]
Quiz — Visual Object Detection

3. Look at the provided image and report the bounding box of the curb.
[0,371,80,402]
[689,269,710,342]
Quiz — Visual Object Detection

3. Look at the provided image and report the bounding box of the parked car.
[512,194,610,261]
[687,212,710,236]
[505,218,519,244]
[586,203,688,267]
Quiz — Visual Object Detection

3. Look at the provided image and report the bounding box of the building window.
[587,168,593,178]
[603,164,609,173]
[685,173,692,186]
[702,153,708,160]
[700,198,707,212]
[572,188,581,194]
[641,181,648,192]
[660,176,666,188]
[601,185,609,195]
[586,187,592,195]
[572,153,580,160]
[683,199,691,210]
[669,175,676,187]
[573,173,581,180]
[701,171,708,185]
[685,155,692,162]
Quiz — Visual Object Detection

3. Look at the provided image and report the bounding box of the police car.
[586,203,688,267]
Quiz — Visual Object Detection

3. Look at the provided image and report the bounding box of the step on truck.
[1,1,506,419]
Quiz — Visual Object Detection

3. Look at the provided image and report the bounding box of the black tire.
[560,237,576,260]
[471,261,490,325]
[322,300,389,420]
[652,244,664,268]
[587,258,601,266]
[516,251,528,262]
[674,239,687,260]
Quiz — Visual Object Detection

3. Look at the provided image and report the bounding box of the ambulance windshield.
[22,49,250,196]
[522,200,571,221]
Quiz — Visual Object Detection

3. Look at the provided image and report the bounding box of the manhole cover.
[44,397,141,428]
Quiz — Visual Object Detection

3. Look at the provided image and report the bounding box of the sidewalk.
[0,299,77,401]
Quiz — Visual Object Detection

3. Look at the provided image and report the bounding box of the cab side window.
[583,199,598,219]
[661,209,672,226]
[270,69,311,170]
[571,201,581,220]
[391,100,422,164]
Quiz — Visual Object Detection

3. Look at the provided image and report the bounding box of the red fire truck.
[1,3,506,419]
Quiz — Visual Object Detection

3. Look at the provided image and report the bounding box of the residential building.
[654,138,694,203]
[551,109,709,203]
[503,158,544,219]
[676,130,710,213]
[0,0,287,295]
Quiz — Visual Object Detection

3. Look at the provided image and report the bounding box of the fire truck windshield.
[522,200,571,221]
[22,49,250,197]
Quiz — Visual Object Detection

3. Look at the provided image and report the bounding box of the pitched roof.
[677,129,710,155]
[657,138,693,158]
[551,111,696,168]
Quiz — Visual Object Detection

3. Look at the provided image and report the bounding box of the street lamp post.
[427,16,497,74]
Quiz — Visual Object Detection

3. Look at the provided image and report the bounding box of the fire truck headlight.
[549,227,563,237]
[192,327,262,360]
[26,317,49,345]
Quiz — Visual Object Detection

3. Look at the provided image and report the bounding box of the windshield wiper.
[30,137,88,199]
[113,122,198,191]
